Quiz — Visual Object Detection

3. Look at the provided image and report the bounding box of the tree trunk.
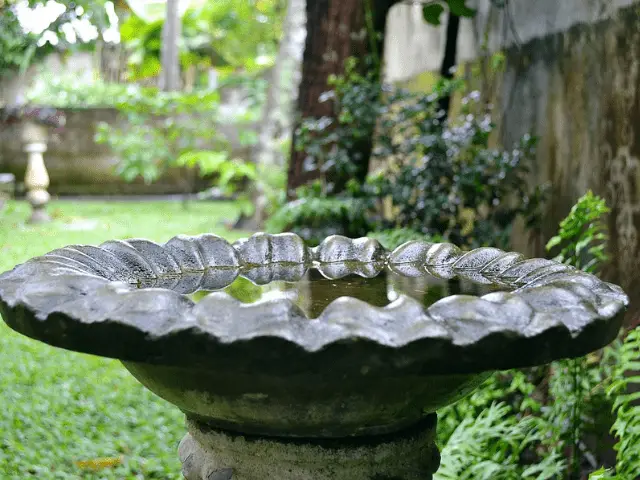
[259,0,305,171]
[437,11,460,118]
[159,0,181,92]
[286,0,396,197]
[234,0,306,231]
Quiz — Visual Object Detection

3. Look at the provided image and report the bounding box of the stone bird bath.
[0,233,628,479]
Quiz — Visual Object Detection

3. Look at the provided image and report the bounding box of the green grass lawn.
[0,200,248,479]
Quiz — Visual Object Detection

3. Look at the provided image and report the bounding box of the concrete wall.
[383,0,637,84]
[0,108,255,195]
[472,0,636,52]
[0,108,187,195]
[384,0,640,323]
[384,4,477,83]
[468,1,640,322]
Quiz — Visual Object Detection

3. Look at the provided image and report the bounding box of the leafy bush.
[0,7,47,77]
[177,150,257,215]
[294,57,384,194]
[94,87,257,204]
[26,69,266,114]
[27,74,135,108]
[274,58,546,249]
[606,327,640,479]
[546,190,610,274]
[269,58,384,241]
[266,181,373,246]
[436,403,565,480]
[435,367,568,480]
[588,323,640,480]
[437,370,547,446]
[94,88,223,184]
[120,1,283,82]
[374,87,547,249]
[542,192,615,476]
[436,191,626,479]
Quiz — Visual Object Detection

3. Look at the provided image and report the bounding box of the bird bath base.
[179,416,439,480]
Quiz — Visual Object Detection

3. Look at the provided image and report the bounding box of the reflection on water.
[183,267,507,318]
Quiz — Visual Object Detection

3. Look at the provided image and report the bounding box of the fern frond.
[435,403,565,480]
[607,327,640,479]
[545,190,610,274]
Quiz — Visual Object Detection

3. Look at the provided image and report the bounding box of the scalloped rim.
[0,233,629,360]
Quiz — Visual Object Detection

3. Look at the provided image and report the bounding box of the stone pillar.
[21,122,51,224]
[179,416,440,480]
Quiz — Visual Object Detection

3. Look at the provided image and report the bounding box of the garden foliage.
[373,86,546,249]
[273,58,547,249]
[268,54,637,477]
[436,192,640,479]
[266,179,375,245]
[0,0,114,78]
[93,86,258,213]
[120,0,284,82]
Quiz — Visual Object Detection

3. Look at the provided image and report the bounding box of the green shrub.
[374,87,546,249]
[266,181,373,246]
[436,191,625,479]
[0,6,52,78]
[93,88,256,202]
[586,326,640,479]
[27,74,135,108]
[543,191,615,476]
[272,58,546,249]
[546,190,610,274]
[436,403,565,480]
[597,327,640,479]
[27,73,262,204]
[293,57,384,194]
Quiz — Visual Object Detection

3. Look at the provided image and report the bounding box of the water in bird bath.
[132,265,511,319]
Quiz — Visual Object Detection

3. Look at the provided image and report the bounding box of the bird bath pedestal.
[0,234,628,479]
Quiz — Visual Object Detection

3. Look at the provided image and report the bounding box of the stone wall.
[383,0,640,324]
[383,0,636,84]
[0,108,255,195]
[475,2,640,324]
[472,0,636,52]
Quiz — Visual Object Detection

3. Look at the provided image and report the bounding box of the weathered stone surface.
[0,234,628,378]
[179,416,440,480]
[0,233,629,437]
[235,232,311,266]
[313,235,387,263]
[471,2,640,327]
[122,358,487,436]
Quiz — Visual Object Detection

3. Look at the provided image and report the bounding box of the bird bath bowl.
[0,233,628,479]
